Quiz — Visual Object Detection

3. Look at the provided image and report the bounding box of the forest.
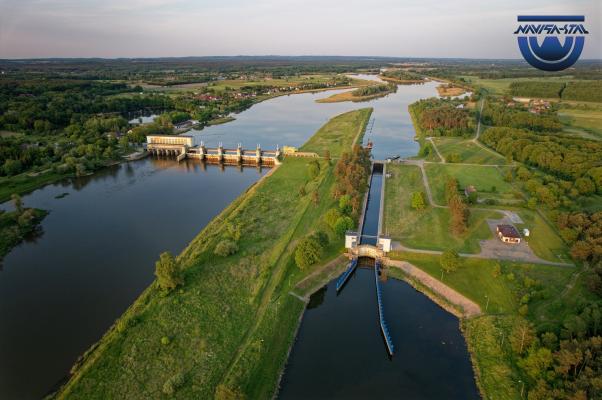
[481,102,562,132]
[352,83,397,98]
[409,98,473,137]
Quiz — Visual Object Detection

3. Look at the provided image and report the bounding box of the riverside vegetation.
[387,73,602,399]
[54,108,373,399]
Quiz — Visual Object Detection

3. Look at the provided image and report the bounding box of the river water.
[0,77,477,399]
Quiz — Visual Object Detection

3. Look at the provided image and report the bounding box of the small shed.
[378,235,392,253]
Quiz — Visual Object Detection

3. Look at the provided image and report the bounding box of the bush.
[339,194,353,215]
[311,230,329,247]
[161,336,171,345]
[411,191,426,210]
[162,372,185,396]
[295,236,323,270]
[214,239,238,257]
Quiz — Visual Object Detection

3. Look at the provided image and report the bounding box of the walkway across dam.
[146,135,281,166]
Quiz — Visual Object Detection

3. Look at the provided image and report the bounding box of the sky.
[0,0,600,59]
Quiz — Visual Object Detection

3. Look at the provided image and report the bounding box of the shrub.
[214,239,238,257]
[339,194,353,215]
[161,336,171,345]
[311,230,329,247]
[411,191,426,210]
[308,160,320,179]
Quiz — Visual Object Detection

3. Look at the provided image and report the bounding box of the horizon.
[1,0,600,59]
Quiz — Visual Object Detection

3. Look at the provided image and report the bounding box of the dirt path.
[387,259,482,318]
[427,137,445,163]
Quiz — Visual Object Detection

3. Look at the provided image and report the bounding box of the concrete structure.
[146,135,281,166]
[378,235,392,253]
[496,224,521,244]
[345,231,359,250]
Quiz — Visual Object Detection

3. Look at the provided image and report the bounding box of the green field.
[424,163,515,206]
[515,209,571,263]
[460,76,573,96]
[56,109,371,400]
[383,164,502,253]
[300,108,372,157]
[558,107,602,140]
[432,137,507,164]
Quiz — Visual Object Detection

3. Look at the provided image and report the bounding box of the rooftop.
[497,224,520,238]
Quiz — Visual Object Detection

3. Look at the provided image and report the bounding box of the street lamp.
[485,295,490,312]
[518,380,524,398]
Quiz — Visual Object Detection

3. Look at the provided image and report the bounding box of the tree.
[411,191,426,210]
[154,251,183,291]
[11,193,23,214]
[324,208,342,230]
[510,318,535,355]
[295,236,323,269]
[440,249,460,273]
[324,149,331,164]
[311,190,320,206]
[339,194,353,215]
[334,216,354,236]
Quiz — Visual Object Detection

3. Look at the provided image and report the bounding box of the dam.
[146,134,281,165]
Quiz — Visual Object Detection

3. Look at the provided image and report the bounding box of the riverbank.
[315,86,395,103]
[54,108,373,399]
[0,206,47,263]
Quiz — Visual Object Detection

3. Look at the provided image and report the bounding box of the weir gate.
[146,135,281,166]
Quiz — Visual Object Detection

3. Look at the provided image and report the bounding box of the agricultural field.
[431,137,508,164]
[558,106,602,140]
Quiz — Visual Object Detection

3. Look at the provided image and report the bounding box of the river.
[0,77,477,399]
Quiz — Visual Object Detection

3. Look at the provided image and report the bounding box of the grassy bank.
[0,170,71,203]
[383,164,501,253]
[388,250,579,399]
[300,108,372,157]
[55,109,372,399]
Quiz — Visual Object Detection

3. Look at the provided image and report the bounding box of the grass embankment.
[383,164,501,253]
[56,109,372,400]
[431,137,508,164]
[300,107,372,157]
[316,83,395,103]
[0,171,70,203]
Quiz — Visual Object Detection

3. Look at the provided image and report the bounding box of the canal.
[0,78,477,399]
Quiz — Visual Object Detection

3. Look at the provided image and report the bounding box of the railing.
[335,258,358,292]
[375,261,395,356]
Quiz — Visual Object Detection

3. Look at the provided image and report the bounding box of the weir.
[146,135,281,166]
